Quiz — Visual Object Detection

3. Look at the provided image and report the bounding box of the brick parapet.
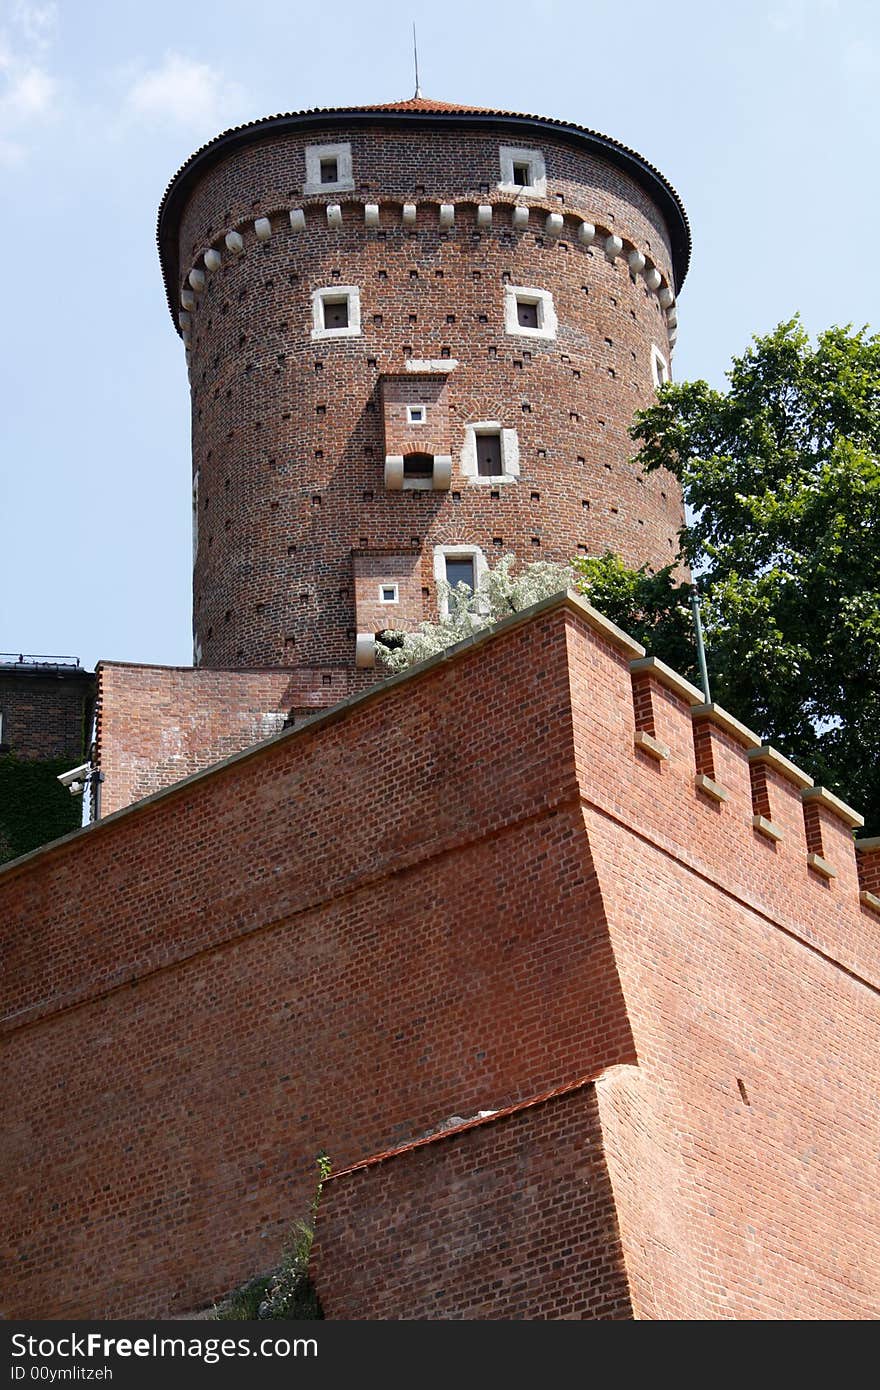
[0,667,95,762]
[95,661,311,817]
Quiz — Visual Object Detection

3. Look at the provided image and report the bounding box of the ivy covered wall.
[0,755,84,866]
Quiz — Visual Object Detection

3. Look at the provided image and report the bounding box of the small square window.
[498,146,547,196]
[323,297,348,329]
[311,286,361,339]
[517,300,539,330]
[379,584,399,603]
[304,142,354,193]
[504,286,556,340]
[407,405,426,425]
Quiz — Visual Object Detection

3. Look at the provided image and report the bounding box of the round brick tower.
[157,96,690,712]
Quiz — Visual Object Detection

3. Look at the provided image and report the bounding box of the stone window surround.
[497,145,547,197]
[433,544,489,617]
[304,142,355,194]
[379,583,399,604]
[311,285,362,340]
[504,285,557,341]
[460,422,520,485]
[651,343,670,387]
[407,404,427,425]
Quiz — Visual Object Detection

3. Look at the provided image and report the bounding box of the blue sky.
[2,0,878,670]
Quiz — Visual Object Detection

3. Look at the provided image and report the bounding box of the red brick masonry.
[94,662,301,816]
[1,594,878,1318]
[311,1078,634,1320]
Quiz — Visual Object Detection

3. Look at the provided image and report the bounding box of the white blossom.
[376,554,572,673]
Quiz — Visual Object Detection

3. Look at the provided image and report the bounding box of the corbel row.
[176,197,679,364]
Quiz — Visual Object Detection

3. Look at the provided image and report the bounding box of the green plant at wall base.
[211,1155,330,1321]
[0,754,84,865]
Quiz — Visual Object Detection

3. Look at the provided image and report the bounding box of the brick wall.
[0,667,94,761]
[95,662,308,816]
[0,601,635,1318]
[2,596,878,1319]
[311,1081,633,1320]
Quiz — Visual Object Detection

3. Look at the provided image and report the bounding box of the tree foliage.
[628,318,880,831]
[570,554,696,677]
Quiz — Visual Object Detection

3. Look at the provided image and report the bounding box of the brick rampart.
[2,595,878,1319]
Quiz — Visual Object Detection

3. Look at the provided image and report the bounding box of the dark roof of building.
[156,96,691,327]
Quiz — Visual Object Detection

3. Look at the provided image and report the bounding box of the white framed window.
[651,344,670,387]
[311,285,361,340]
[304,142,354,194]
[504,285,557,340]
[433,544,488,616]
[460,423,521,484]
[498,145,547,196]
[407,404,427,425]
[379,583,399,604]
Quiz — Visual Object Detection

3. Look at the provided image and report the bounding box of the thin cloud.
[842,37,880,78]
[2,61,53,115]
[767,0,838,34]
[0,2,57,166]
[11,1,58,48]
[123,52,246,136]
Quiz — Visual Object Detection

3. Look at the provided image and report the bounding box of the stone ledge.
[691,702,762,749]
[753,815,783,843]
[695,773,728,803]
[747,744,814,790]
[807,852,837,880]
[629,655,703,705]
[634,730,670,762]
[802,786,864,830]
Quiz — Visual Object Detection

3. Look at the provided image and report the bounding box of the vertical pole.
[413,23,422,98]
[691,589,711,704]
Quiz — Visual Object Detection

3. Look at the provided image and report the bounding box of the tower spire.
[412,22,422,99]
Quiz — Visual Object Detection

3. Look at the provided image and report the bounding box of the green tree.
[588,318,879,832]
